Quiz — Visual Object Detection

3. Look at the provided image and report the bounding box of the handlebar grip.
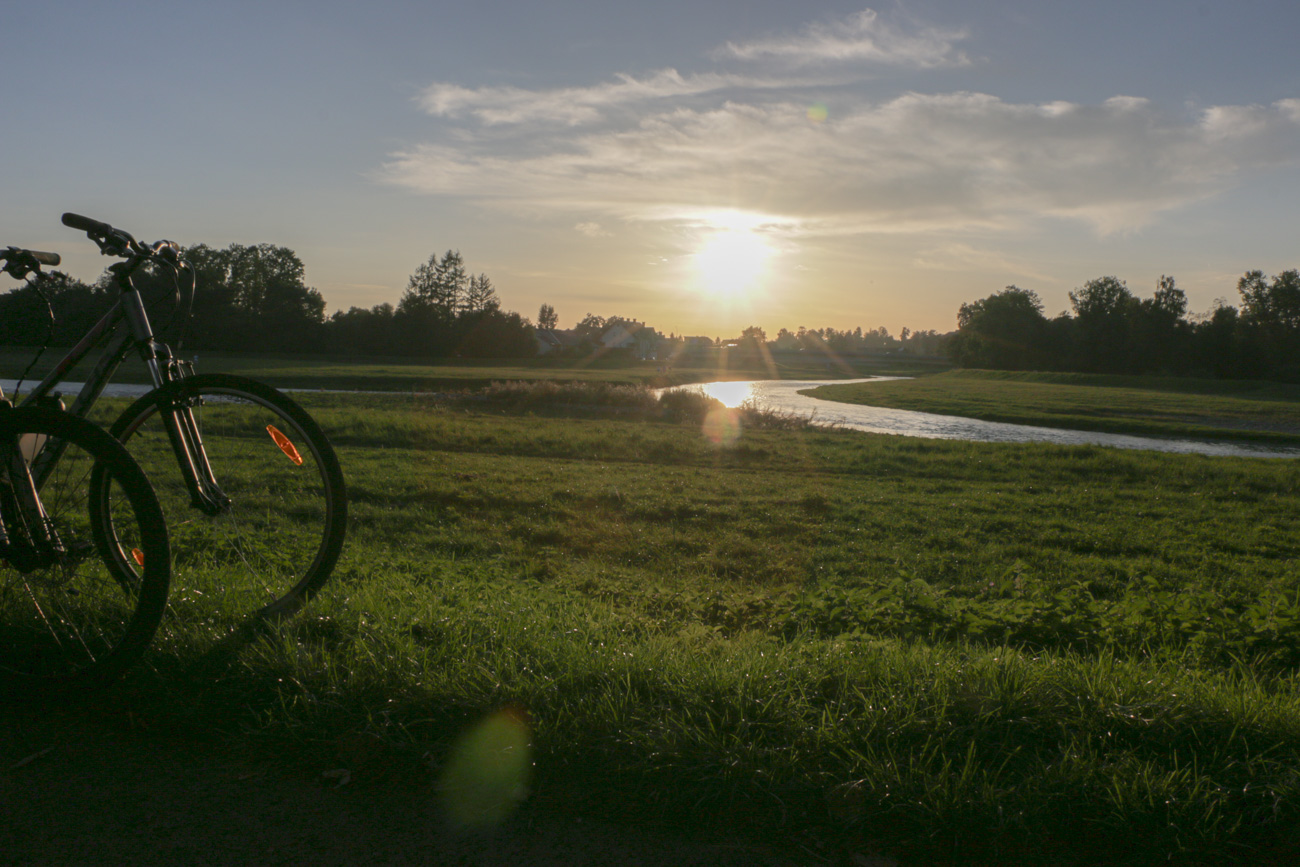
[29,250,61,267]
[62,212,115,236]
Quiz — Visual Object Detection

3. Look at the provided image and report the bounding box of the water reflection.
[1,379,153,400]
[670,378,1300,460]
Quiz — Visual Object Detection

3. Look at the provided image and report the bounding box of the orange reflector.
[267,425,304,465]
[131,548,146,566]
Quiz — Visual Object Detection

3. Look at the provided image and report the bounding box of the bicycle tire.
[103,374,346,618]
[0,407,170,687]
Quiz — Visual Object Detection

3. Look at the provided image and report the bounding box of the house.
[599,321,662,360]
[534,328,583,355]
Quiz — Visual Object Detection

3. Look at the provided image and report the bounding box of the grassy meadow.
[808,370,1300,446]
[6,354,1300,863]
[0,345,946,394]
[13,375,1296,865]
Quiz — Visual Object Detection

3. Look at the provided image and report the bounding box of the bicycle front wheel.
[107,374,346,618]
[0,407,169,687]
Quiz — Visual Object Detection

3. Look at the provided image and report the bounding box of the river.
[8,376,1297,459]
[673,377,1300,459]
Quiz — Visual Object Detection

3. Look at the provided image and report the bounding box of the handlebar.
[60,212,195,345]
[1,246,62,280]
[61,212,183,266]
[61,212,114,237]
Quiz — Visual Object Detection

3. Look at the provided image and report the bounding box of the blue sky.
[3,1,1299,337]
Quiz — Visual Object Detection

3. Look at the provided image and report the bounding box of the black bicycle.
[16,215,346,619]
[0,246,170,686]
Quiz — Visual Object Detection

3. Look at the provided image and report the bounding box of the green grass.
[807,369,1300,445]
[10,389,1298,865]
[0,345,945,393]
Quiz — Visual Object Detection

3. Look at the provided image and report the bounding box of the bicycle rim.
[0,409,169,686]
[110,374,346,618]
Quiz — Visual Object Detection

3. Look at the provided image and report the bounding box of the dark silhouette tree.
[950,286,1049,369]
[461,273,499,314]
[1069,276,1136,372]
[180,243,324,351]
[537,303,558,330]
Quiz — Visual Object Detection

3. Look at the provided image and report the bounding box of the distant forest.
[949,271,1300,382]
[1,238,1296,383]
[0,244,536,358]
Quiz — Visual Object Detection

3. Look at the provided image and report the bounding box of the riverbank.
[805,369,1300,447]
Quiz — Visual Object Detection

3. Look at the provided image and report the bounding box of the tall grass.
[12,390,1300,864]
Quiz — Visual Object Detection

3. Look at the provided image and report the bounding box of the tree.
[950,286,1049,369]
[537,303,558,330]
[462,273,499,315]
[178,243,324,351]
[0,270,110,347]
[455,309,536,357]
[1069,276,1136,372]
[400,250,466,316]
[1129,275,1190,373]
[1238,269,1300,377]
[1239,269,1300,330]
[1190,301,1245,378]
[573,313,607,340]
[326,303,397,356]
[396,250,470,355]
[1150,275,1188,321]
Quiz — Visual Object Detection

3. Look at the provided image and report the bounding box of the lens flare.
[438,705,532,829]
[703,407,741,446]
[807,103,828,123]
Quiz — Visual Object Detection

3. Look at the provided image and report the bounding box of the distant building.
[599,320,663,360]
[534,328,582,355]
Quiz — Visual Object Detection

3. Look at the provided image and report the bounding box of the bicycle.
[15,214,346,620]
[0,246,170,686]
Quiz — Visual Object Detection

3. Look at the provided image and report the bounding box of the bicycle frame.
[18,269,229,516]
[0,411,61,571]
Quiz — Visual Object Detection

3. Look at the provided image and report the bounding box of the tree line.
[7,233,1292,382]
[0,244,535,358]
[949,270,1300,381]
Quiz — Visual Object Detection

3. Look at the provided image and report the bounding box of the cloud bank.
[381,8,1300,238]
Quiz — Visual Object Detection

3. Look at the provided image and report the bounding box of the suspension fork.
[112,277,228,518]
[153,370,230,517]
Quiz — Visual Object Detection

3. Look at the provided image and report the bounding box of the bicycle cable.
[0,248,59,400]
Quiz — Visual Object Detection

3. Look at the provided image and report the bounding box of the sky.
[3,0,1299,338]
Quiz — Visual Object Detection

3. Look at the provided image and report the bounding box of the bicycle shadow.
[158,607,297,683]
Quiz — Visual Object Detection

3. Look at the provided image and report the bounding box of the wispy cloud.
[420,69,811,127]
[380,91,1300,236]
[715,8,969,68]
[574,221,611,238]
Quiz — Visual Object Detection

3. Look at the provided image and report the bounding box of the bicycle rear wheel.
[105,374,346,618]
[0,407,169,687]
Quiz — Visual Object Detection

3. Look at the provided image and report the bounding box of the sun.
[692,223,772,299]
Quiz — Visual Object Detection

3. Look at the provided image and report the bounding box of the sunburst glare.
[691,213,775,300]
